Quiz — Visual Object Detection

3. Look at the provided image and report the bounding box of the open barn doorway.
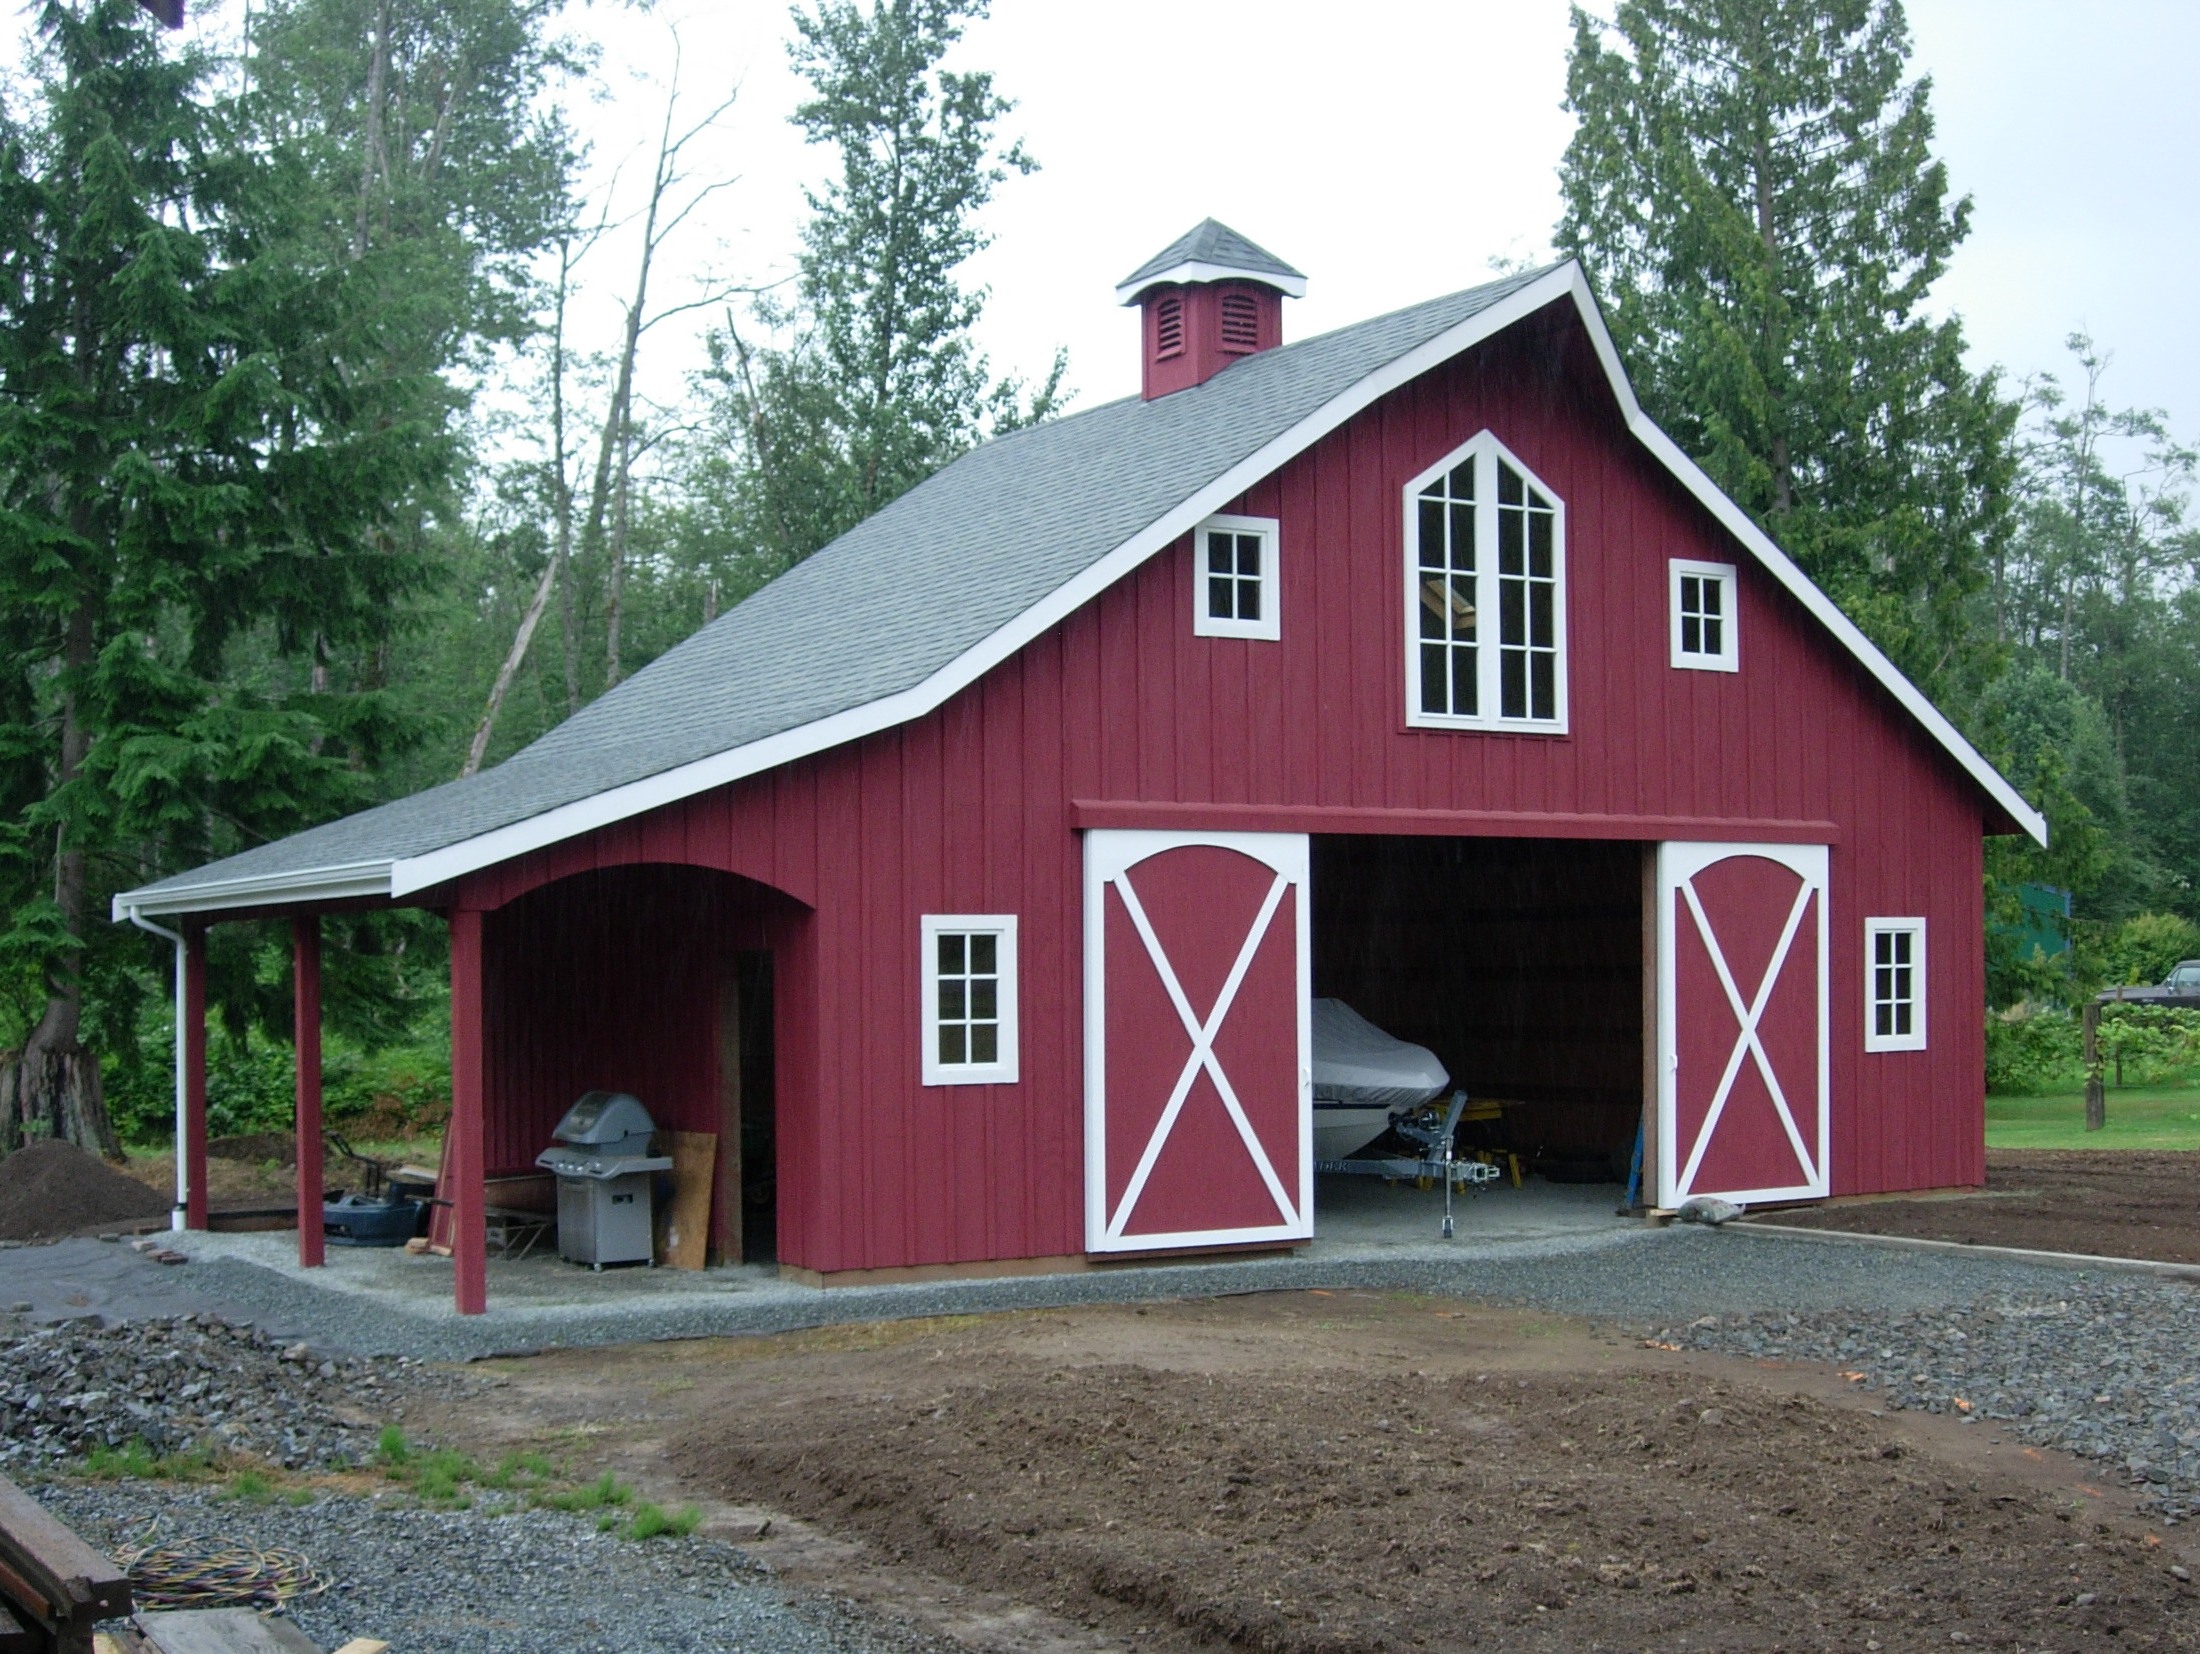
[1309,836,1645,1223]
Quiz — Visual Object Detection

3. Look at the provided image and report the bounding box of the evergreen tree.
[1557,0,2015,692]
[696,0,1063,568]
[0,1,456,1150]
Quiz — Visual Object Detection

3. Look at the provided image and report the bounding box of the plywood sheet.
[655,1131,715,1270]
[136,1608,321,1654]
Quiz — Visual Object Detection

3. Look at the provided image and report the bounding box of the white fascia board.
[1115,260,1309,304]
[391,270,1586,899]
[111,860,395,921]
[1550,266,2046,847]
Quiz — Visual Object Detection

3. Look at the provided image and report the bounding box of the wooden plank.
[0,1470,133,1629]
[329,1642,390,1654]
[135,1609,321,1654]
[655,1131,715,1270]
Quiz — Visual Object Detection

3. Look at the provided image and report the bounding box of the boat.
[1311,998,1450,1160]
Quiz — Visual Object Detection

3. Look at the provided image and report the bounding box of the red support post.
[450,907,487,1315]
[294,915,324,1268]
[182,925,209,1231]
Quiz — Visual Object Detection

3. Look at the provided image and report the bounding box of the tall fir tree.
[694,0,1063,569]
[1557,0,2015,694]
[0,0,466,1150]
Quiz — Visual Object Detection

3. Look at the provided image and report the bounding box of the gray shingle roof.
[1118,219,1306,297]
[117,267,1556,910]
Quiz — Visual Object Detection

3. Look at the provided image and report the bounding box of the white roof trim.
[115,261,2042,917]
[1547,266,2045,846]
[112,860,396,920]
[1115,260,1308,304]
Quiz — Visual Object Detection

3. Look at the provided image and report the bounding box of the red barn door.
[1656,842,1830,1208]
[1084,830,1312,1254]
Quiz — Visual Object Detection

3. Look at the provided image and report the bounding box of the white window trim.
[1402,430,1569,733]
[1863,917,1927,1053]
[1669,557,1740,672]
[920,914,1020,1085]
[1191,513,1280,641]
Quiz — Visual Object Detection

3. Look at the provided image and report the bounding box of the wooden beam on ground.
[0,1471,134,1647]
[135,1609,319,1653]
[294,914,325,1268]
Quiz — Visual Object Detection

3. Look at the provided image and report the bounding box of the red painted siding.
[460,297,1995,1272]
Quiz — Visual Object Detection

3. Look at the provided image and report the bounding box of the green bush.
[104,1008,451,1148]
[1988,1004,2200,1094]
[2099,913,2200,988]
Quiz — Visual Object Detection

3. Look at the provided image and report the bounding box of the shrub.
[2100,913,2200,989]
[1988,1004,2200,1093]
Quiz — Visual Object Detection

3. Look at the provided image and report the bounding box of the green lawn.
[1986,1083,2200,1151]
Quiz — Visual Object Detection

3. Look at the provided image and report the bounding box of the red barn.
[116,221,2044,1312]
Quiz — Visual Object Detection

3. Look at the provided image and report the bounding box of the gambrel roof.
[115,263,2044,920]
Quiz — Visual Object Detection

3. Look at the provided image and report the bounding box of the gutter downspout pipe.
[123,907,189,1233]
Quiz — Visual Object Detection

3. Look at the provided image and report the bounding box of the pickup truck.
[2095,960,2200,1010]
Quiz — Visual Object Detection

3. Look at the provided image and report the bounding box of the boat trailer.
[1314,1090,1501,1238]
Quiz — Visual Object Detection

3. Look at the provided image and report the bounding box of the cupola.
[1117,219,1305,400]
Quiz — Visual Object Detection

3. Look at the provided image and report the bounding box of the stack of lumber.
[0,1471,131,1653]
[0,1474,379,1654]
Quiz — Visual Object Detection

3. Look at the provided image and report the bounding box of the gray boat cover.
[1310,999,1450,1107]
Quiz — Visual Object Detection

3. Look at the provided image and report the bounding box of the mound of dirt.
[0,1140,170,1241]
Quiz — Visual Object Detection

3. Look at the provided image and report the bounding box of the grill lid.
[551,1090,657,1147]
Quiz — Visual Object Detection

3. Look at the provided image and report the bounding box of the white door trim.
[1083,829,1313,1254]
[1656,841,1831,1208]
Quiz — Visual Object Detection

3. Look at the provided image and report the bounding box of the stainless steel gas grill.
[535,1091,674,1268]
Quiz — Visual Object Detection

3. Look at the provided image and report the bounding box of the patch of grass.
[543,1471,634,1514]
[1987,1084,2200,1151]
[82,1439,217,1482]
[364,1433,685,1537]
[622,1502,702,1541]
[218,1468,312,1505]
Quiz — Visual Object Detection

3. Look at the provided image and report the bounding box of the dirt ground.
[433,1293,2200,1653]
[1761,1149,2200,1264]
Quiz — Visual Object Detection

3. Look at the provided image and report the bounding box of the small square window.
[1670,559,1739,672]
[1864,918,1926,1052]
[922,916,1019,1085]
[1192,514,1280,641]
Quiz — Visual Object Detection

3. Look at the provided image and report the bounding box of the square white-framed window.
[1864,918,1927,1052]
[1403,430,1568,733]
[1670,558,1739,672]
[1192,513,1280,641]
[921,915,1019,1085]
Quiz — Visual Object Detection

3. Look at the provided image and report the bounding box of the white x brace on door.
[1657,841,1830,1208]
[1083,830,1312,1253]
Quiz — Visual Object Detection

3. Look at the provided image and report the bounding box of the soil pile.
[691,1355,2200,1652]
[0,1141,169,1241]
[1766,1147,2200,1262]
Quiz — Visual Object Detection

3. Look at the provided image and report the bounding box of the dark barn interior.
[1310,835,1644,1178]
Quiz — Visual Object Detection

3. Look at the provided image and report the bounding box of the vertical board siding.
[468,304,1998,1273]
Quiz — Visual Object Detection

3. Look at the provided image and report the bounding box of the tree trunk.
[354,0,392,261]
[9,601,120,1159]
[463,553,560,777]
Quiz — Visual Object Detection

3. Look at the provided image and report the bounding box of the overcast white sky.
[97,1,2200,442]
[543,0,2199,441]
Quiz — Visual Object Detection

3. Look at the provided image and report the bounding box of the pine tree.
[0,1,452,1150]
[697,0,1063,569]
[1557,0,2015,692]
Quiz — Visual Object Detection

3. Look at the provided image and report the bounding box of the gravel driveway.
[1633,1235,2200,1524]
[37,1482,939,1654]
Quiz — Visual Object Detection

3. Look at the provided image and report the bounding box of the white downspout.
[124,907,190,1233]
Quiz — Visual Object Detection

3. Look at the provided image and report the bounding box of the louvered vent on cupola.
[1219,291,1260,354]
[1154,293,1185,359]
[1117,219,1306,400]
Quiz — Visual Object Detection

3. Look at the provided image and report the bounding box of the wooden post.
[2082,1001,2105,1133]
[713,963,744,1264]
[450,906,488,1315]
[293,915,324,1268]
[182,924,209,1231]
